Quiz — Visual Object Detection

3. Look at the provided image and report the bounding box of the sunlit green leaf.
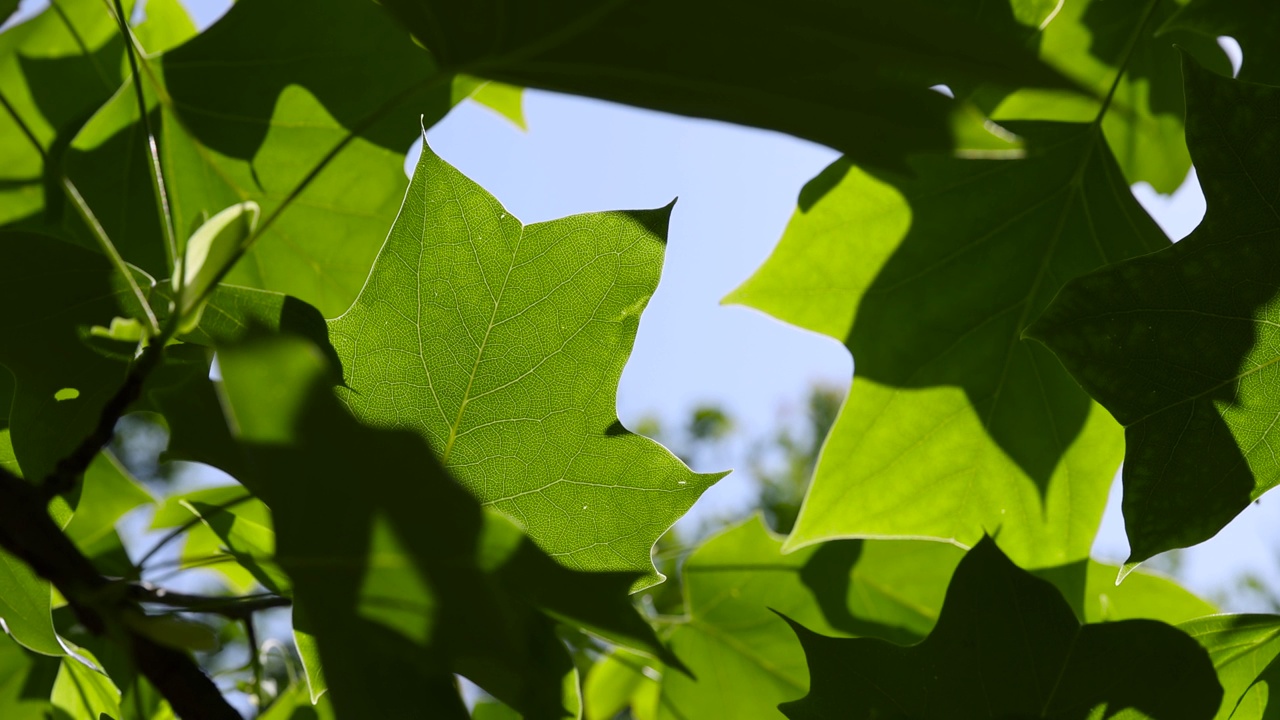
[1028,59,1280,564]
[728,120,1166,569]
[781,537,1221,719]
[218,334,676,718]
[0,630,57,719]
[1182,614,1280,720]
[329,138,723,587]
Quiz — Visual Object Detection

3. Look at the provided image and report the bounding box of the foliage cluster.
[1,0,1279,717]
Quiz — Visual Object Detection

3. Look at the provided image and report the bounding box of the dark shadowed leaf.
[1028,59,1280,564]
[780,537,1221,719]
[378,0,1081,173]
[1165,0,1280,85]
[218,334,676,719]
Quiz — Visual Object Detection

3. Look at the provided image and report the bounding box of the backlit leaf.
[329,138,722,587]
[728,121,1166,569]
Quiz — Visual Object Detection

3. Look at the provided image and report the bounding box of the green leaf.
[1182,615,1280,720]
[985,0,1231,191]
[657,516,962,719]
[727,121,1167,569]
[148,485,280,593]
[780,537,1222,719]
[257,683,334,720]
[51,652,120,720]
[0,232,143,483]
[328,138,722,587]
[1165,0,1280,85]
[65,0,466,315]
[0,549,58,656]
[0,630,58,719]
[583,649,659,720]
[174,201,260,328]
[469,80,526,131]
[218,333,677,719]
[0,0,128,240]
[1027,59,1280,564]
[379,0,1080,173]
[62,451,153,551]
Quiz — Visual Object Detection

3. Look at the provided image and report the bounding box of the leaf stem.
[110,0,180,271]
[0,87,45,160]
[134,492,253,571]
[1094,0,1162,125]
[41,335,167,499]
[60,176,160,333]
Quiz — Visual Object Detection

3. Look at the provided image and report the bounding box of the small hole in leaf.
[54,388,80,402]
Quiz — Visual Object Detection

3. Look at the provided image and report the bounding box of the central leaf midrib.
[439,214,523,465]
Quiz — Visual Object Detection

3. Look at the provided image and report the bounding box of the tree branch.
[0,467,241,719]
[41,339,167,500]
[129,585,291,619]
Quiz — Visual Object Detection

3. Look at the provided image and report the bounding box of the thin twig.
[60,177,160,333]
[0,467,240,720]
[110,0,179,270]
[135,492,253,571]
[129,584,291,618]
[41,338,167,499]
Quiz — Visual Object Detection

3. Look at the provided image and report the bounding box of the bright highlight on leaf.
[329,137,724,588]
[174,201,259,330]
[728,120,1167,569]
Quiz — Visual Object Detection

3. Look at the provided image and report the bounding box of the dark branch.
[0,468,241,720]
[41,339,166,500]
[129,584,292,619]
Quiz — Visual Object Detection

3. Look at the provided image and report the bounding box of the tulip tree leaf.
[217,334,678,719]
[1165,0,1280,85]
[727,121,1167,569]
[378,0,1079,174]
[780,537,1222,720]
[328,138,722,588]
[1028,59,1280,564]
[1182,615,1280,720]
[616,517,1212,720]
[986,0,1230,191]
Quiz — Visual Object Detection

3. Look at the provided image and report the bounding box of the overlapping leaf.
[1165,0,1280,85]
[65,0,471,315]
[1183,615,1280,719]
[1029,60,1280,563]
[727,121,1167,568]
[0,0,128,239]
[781,537,1221,719]
[987,0,1230,191]
[378,0,1081,173]
[329,138,722,587]
[589,517,1211,720]
[218,334,677,719]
